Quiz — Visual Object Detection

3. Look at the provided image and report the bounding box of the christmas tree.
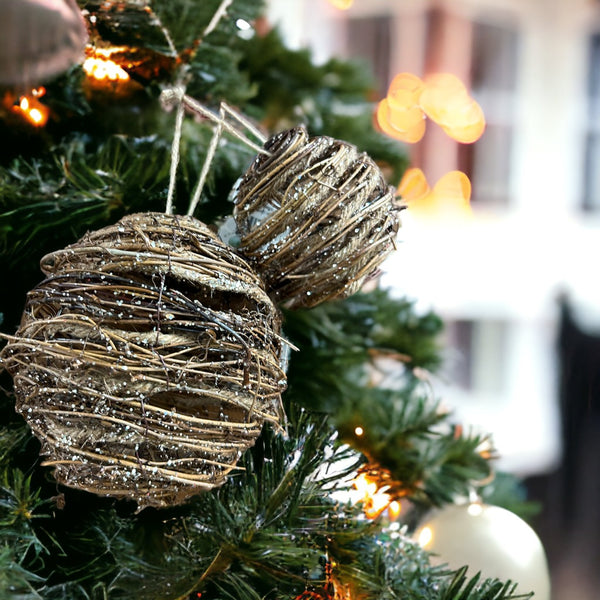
[0,1,548,599]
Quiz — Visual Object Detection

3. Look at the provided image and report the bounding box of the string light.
[418,525,433,547]
[81,46,143,98]
[388,500,401,521]
[11,87,49,127]
[83,47,131,82]
[351,471,401,520]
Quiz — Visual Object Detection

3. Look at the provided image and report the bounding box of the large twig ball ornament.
[233,127,401,309]
[1,213,286,508]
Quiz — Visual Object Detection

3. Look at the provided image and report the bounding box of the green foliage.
[439,567,533,600]
[241,29,374,126]
[283,289,444,382]
[283,290,491,506]
[241,29,408,182]
[0,544,45,600]
[0,404,528,600]
[151,0,264,53]
[0,126,257,330]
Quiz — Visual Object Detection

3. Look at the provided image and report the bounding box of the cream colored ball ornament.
[415,502,551,599]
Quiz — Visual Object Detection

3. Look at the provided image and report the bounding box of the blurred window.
[463,21,520,208]
[445,319,509,394]
[344,15,392,98]
[584,33,600,211]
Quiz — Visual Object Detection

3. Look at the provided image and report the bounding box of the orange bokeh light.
[377,72,426,143]
[376,98,426,143]
[388,500,402,521]
[376,70,486,144]
[387,73,426,132]
[388,72,425,102]
[12,87,49,127]
[433,170,472,203]
[398,168,430,202]
[440,100,486,144]
[420,72,485,143]
[400,169,473,218]
[83,46,131,82]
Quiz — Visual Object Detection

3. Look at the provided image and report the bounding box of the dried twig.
[1,213,286,508]
[233,127,402,309]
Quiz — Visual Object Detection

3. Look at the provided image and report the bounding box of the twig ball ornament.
[416,503,551,599]
[233,127,401,309]
[0,213,286,508]
[0,0,88,87]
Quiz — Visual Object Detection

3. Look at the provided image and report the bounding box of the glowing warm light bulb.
[418,525,433,547]
[28,108,45,125]
[353,473,369,494]
[468,502,484,517]
[354,426,364,437]
[13,92,49,127]
[83,57,130,82]
[388,500,401,520]
[351,471,396,520]
[364,491,391,519]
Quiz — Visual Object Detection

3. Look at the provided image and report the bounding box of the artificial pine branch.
[439,568,532,600]
[283,290,491,506]
[240,29,408,182]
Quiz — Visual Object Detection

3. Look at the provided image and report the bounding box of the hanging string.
[165,87,186,215]
[221,101,268,146]
[203,0,234,38]
[188,105,225,216]
[145,5,178,57]
[161,0,269,216]
[176,93,268,154]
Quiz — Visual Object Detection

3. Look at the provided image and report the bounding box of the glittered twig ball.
[1,213,286,508]
[233,127,401,309]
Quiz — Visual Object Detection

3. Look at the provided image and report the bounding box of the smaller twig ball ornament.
[415,502,551,599]
[1,213,286,508]
[233,127,401,309]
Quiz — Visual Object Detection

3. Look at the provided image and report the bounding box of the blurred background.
[266,0,600,598]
